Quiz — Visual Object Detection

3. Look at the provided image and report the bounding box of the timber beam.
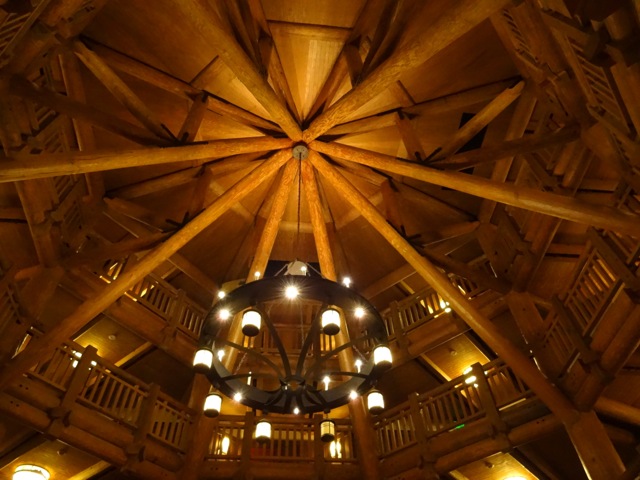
[0,137,292,182]
[311,141,640,237]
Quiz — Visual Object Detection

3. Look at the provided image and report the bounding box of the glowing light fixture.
[354,306,365,318]
[285,285,299,299]
[217,291,226,299]
[255,419,272,442]
[203,393,222,417]
[13,465,50,480]
[241,309,262,337]
[320,419,336,442]
[321,308,340,335]
[367,390,385,415]
[196,272,389,415]
[373,345,393,369]
[463,366,477,385]
[254,271,261,279]
[342,277,351,288]
[293,407,300,415]
[220,436,230,455]
[193,348,213,373]
[330,439,342,458]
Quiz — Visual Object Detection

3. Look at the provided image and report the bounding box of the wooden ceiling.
[1,0,640,479]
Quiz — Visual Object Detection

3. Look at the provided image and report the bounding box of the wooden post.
[470,363,508,435]
[565,411,625,478]
[301,158,381,480]
[313,414,326,479]
[408,393,439,479]
[47,345,98,437]
[0,150,292,392]
[125,383,160,468]
[310,141,640,238]
[239,411,255,478]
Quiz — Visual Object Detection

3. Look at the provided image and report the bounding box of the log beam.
[304,0,512,140]
[311,141,640,237]
[72,40,174,141]
[247,159,299,281]
[0,137,292,182]
[307,149,578,422]
[0,149,292,392]
[430,80,525,160]
[187,1,302,140]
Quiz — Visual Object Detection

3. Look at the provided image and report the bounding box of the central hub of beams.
[292,143,309,160]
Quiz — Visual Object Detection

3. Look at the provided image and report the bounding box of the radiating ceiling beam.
[308,149,579,423]
[84,40,278,132]
[0,137,292,182]
[429,80,525,160]
[72,40,175,141]
[302,161,336,280]
[311,141,640,237]
[0,149,292,392]
[247,159,299,281]
[304,0,512,140]
[4,73,166,146]
[189,1,302,140]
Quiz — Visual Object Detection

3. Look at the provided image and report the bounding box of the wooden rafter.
[0,137,292,182]
[72,40,175,141]
[311,141,640,237]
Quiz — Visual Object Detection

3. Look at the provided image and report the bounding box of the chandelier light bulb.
[254,271,261,279]
[342,277,351,287]
[218,308,231,320]
[217,290,226,299]
[367,390,385,415]
[241,309,261,337]
[193,348,213,372]
[320,419,336,442]
[285,285,299,299]
[300,265,307,273]
[255,419,272,442]
[322,375,330,391]
[233,392,242,402]
[373,345,393,370]
[203,393,222,417]
[354,359,363,373]
[321,308,341,335]
[293,407,300,415]
[354,306,365,318]
[349,390,358,400]
[217,349,225,361]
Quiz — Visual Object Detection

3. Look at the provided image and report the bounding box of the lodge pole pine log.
[311,141,640,237]
[0,150,293,392]
[0,137,292,182]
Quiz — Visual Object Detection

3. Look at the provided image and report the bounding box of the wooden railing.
[20,333,543,474]
[372,358,534,458]
[99,258,207,339]
[207,414,356,465]
[382,271,485,338]
[26,339,195,452]
[0,0,52,65]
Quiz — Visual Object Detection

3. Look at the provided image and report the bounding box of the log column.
[301,159,381,480]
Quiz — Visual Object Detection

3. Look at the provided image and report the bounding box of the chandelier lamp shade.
[203,392,222,417]
[13,465,51,480]
[193,266,391,420]
[255,419,272,442]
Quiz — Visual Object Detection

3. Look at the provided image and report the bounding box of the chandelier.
[193,261,392,438]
